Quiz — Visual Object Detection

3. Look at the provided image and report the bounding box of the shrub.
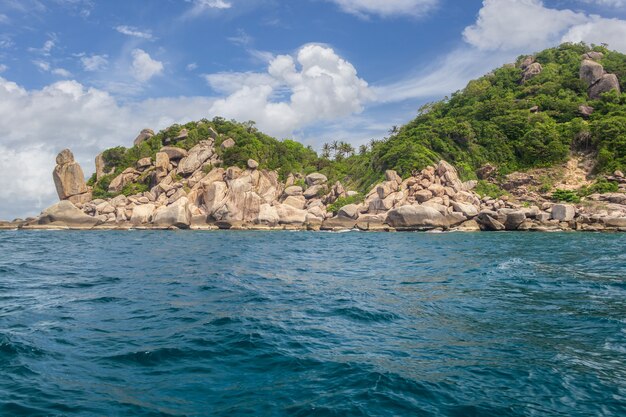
[474,180,508,198]
[552,189,581,203]
[326,194,363,214]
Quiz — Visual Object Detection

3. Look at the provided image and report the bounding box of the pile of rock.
[579,54,621,99]
[18,137,626,232]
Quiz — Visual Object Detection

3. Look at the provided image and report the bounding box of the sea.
[1,230,625,416]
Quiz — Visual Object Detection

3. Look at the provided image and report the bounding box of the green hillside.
[91,43,626,199]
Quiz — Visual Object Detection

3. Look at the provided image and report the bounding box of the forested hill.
[92,43,626,198]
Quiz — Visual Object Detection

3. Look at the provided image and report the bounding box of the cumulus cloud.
[463,0,626,53]
[0,77,215,219]
[32,60,71,77]
[130,49,164,82]
[581,0,626,6]
[207,44,373,138]
[80,54,108,71]
[115,25,154,40]
[185,0,232,17]
[328,0,438,18]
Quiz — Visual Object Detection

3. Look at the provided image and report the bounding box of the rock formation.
[52,149,92,205]
[579,58,621,99]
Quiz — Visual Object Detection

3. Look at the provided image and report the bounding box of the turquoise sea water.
[0,230,625,416]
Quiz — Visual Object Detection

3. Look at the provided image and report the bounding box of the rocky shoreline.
[3,143,626,233]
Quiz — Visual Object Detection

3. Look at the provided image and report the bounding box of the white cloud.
[375,48,516,103]
[0,76,215,220]
[51,68,71,77]
[80,54,108,71]
[115,25,154,40]
[581,0,626,6]
[204,71,278,94]
[207,44,373,138]
[186,62,198,71]
[0,64,7,73]
[328,0,438,18]
[33,60,51,71]
[184,0,232,17]
[463,0,626,53]
[29,39,56,56]
[130,49,164,82]
[0,13,9,23]
[33,60,71,78]
[561,17,626,52]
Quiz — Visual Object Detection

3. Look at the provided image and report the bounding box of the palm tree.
[321,143,331,159]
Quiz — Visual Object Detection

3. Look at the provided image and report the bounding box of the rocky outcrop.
[589,74,621,99]
[133,128,155,147]
[52,149,91,205]
[580,58,621,99]
[29,135,626,233]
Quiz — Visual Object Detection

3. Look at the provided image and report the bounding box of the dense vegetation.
[91,43,626,198]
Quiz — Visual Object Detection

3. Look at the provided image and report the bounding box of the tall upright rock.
[53,149,91,204]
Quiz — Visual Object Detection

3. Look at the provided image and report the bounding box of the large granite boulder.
[108,168,140,193]
[52,149,90,202]
[130,204,156,225]
[551,204,576,221]
[589,74,621,99]
[305,173,327,187]
[39,201,100,228]
[152,198,191,229]
[178,141,214,175]
[133,128,155,147]
[385,205,448,230]
[580,60,605,86]
[160,146,188,160]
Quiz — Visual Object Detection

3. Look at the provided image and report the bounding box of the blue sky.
[1,0,626,219]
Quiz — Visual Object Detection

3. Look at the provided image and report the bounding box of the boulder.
[247,159,259,170]
[583,51,604,61]
[305,173,327,186]
[455,219,481,232]
[136,157,152,169]
[337,204,360,220]
[321,217,356,231]
[283,195,306,210]
[504,211,526,230]
[579,105,594,118]
[602,217,626,228]
[589,74,621,99]
[52,149,89,200]
[160,146,188,160]
[284,186,303,197]
[130,204,155,225]
[551,204,576,221]
[204,181,228,214]
[178,141,213,175]
[580,59,605,86]
[476,212,506,231]
[257,204,279,226]
[39,201,100,228]
[133,128,155,147]
[155,152,170,181]
[522,62,542,82]
[385,170,402,185]
[276,203,307,225]
[385,205,448,230]
[451,201,479,218]
[152,198,191,229]
[108,168,140,193]
[303,184,326,199]
[414,189,433,203]
[95,152,108,181]
[220,138,236,150]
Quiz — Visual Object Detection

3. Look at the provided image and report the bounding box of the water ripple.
[0,230,625,416]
